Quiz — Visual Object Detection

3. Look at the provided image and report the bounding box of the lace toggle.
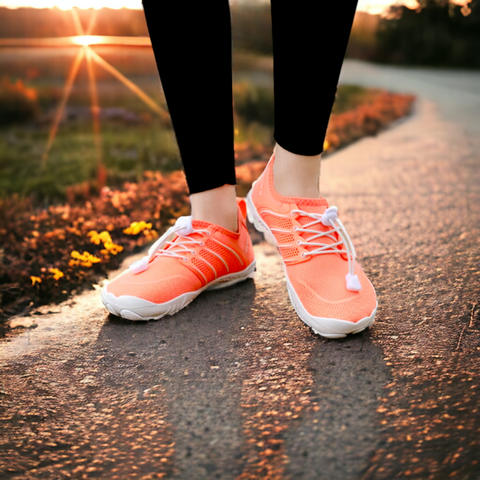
[129,216,195,274]
[320,206,338,226]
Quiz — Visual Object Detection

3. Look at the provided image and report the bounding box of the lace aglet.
[346,273,362,291]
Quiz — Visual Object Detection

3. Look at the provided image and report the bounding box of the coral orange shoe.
[102,198,255,321]
[246,153,377,338]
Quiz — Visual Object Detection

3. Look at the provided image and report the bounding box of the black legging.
[141,0,358,195]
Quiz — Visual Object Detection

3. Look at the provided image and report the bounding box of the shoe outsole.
[246,187,376,339]
[102,260,256,321]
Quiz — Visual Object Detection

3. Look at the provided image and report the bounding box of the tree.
[375,0,480,67]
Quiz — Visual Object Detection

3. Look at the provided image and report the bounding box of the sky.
[0,0,422,15]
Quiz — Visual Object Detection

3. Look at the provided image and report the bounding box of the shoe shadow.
[98,277,258,479]
[283,330,390,480]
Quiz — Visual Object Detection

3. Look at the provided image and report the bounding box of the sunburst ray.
[87,47,166,118]
[70,7,85,36]
[41,47,85,168]
[85,45,104,180]
[86,9,98,36]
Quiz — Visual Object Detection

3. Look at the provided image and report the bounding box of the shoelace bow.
[129,216,210,274]
[277,206,362,292]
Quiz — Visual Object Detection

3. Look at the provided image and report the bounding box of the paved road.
[1,61,480,480]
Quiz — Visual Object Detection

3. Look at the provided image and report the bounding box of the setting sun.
[72,34,103,45]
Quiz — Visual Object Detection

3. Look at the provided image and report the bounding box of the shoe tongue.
[167,219,237,253]
[191,219,212,231]
[162,220,208,253]
[292,197,328,229]
[290,196,329,210]
[292,198,343,253]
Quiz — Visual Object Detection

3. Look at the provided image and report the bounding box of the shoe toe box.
[287,259,377,323]
[105,258,203,305]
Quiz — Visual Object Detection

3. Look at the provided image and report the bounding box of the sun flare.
[72,35,103,46]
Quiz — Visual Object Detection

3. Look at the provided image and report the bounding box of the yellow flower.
[49,268,64,280]
[88,230,113,245]
[70,251,101,267]
[103,241,123,255]
[123,221,152,235]
[86,231,123,257]
[30,276,42,286]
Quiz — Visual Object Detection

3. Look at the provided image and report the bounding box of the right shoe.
[102,198,255,321]
[246,152,377,338]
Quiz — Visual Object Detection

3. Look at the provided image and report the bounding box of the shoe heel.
[245,191,258,226]
[246,190,277,246]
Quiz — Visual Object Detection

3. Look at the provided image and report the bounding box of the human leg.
[102,2,255,320]
[141,0,238,231]
[270,0,358,198]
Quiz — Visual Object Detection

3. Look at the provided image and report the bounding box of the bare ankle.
[272,143,321,198]
[190,184,238,232]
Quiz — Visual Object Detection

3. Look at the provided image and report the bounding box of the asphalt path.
[1,60,479,479]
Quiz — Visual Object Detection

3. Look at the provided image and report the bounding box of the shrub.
[233,82,274,127]
[0,170,190,319]
[0,76,40,127]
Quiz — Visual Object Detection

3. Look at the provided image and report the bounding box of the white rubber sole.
[246,188,376,339]
[102,260,256,321]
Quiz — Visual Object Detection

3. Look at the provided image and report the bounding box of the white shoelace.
[269,206,362,292]
[129,216,210,274]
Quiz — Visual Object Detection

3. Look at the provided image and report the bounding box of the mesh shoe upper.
[250,153,376,323]
[106,201,255,304]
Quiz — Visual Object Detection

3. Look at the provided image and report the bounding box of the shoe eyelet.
[199,241,204,246]
[296,240,301,245]
[191,250,197,255]
[290,211,295,216]
[183,257,188,261]
[301,252,306,258]
[294,226,298,231]
[206,231,211,236]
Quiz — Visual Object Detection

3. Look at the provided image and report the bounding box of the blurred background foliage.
[0,0,480,68]
[376,0,480,67]
[0,77,40,126]
[0,0,478,67]
[230,0,480,68]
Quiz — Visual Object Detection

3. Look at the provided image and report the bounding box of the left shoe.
[246,152,377,338]
[102,198,256,321]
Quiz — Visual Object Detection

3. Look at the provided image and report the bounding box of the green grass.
[0,119,182,202]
